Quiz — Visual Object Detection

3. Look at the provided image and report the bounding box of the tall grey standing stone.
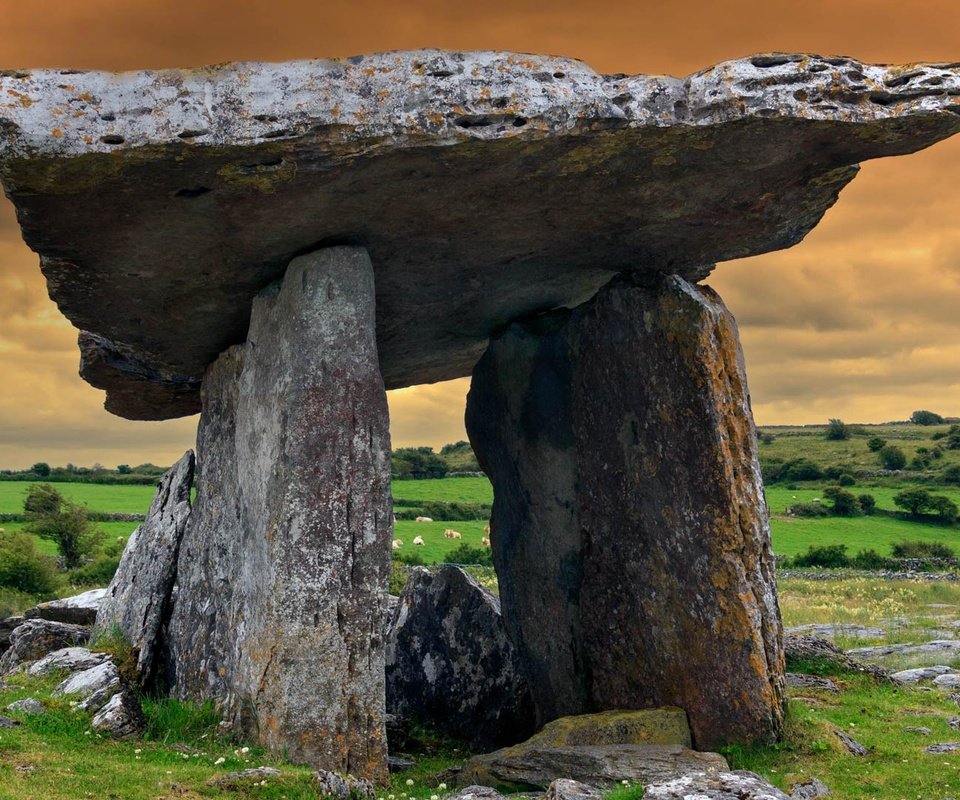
[166,246,393,782]
[93,451,194,686]
[466,275,785,749]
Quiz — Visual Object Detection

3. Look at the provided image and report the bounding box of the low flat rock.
[0,52,958,418]
[547,779,604,800]
[0,617,24,654]
[925,742,960,754]
[785,635,889,682]
[26,647,109,676]
[209,767,282,788]
[312,769,375,800]
[456,743,728,790]
[642,771,789,799]
[93,451,194,686]
[833,730,868,756]
[386,565,535,748]
[785,624,885,640]
[0,620,90,675]
[24,588,107,626]
[6,698,44,715]
[933,673,960,689]
[789,777,831,799]
[890,666,956,684]
[785,674,840,693]
[848,640,960,659]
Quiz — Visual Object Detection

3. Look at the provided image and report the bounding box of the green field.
[0,481,156,515]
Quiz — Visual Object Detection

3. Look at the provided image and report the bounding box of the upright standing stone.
[466,275,784,749]
[94,451,194,686]
[166,247,392,782]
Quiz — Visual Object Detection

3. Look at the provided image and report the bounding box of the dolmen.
[2,49,959,781]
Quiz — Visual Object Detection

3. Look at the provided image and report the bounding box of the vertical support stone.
[166,247,392,782]
[466,275,784,749]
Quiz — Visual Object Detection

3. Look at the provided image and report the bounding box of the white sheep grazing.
[415,516,434,523]
[392,539,403,550]
[483,524,491,534]
[443,529,462,539]
[413,535,425,546]
[481,536,491,547]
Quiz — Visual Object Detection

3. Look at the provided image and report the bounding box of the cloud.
[1,1,960,467]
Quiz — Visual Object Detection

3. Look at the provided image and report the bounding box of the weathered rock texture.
[1,52,958,418]
[25,588,107,626]
[93,451,194,685]
[456,743,729,790]
[166,247,392,781]
[385,566,535,748]
[0,620,90,675]
[642,771,790,800]
[466,275,784,748]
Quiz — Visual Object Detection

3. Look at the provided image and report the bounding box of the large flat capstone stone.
[0,52,958,418]
[165,246,392,781]
[466,274,784,748]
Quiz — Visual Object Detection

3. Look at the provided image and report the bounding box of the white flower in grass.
[621,780,629,786]
[438,784,447,791]
[406,779,415,787]
[240,746,250,753]
[214,757,226,765]
[431,794,440,799]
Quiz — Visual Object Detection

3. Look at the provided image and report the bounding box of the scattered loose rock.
[925,742,960,754]
[789,777,831,799]
[55,661,122,712]
[387,756,416,773]
[0,617,24,655]
[386,565,534,749]
[312,769,375,800]
[27,647,109,677]
[6,698,44,715]
[546,778,604,800]
[905,727,932,735]
[446,788,506,800]
[947,717,960,730]
[833,729,868,756]
[25,588,107,626]
[209,767,282,789]
[785,673,840,693]
[90,690,145,738]
[934,674,960,689]
[641,771,789,799]
[0,620,90,675]
[0,715,20,728]
[848,640,960,660]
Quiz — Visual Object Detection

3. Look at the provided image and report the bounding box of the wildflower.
[134,748,142,754]
[406,779,415,787]
[621,780,629,786]
[432,794,440,799]
[240,746,250,753]
[214,757,226,765]
[438,784,447,791]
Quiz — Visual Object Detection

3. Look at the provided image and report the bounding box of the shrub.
[391,447,449,480]
[911,410,945,426]
[0,532,60,596]
[930,496,959,524]
[444,543,494,567]
[867,437,887,452]
[780,458,824,482]
[858,494,877,515]
[823,486,861,516]
[792,545,851,569]
[879,445,907,470]
[893,487,933,516]
[851,549,896,570]
[30,462,51,478]
[787,502,831,518]
[23,485,105,569]
[438,441,481,472]
[759,432,776,445]
[69,554,120,587]
[945,425,960,450]
[825,419,850,441]
[891,540,956,560]
[838,473,856,487]
[944,465,960,485]
[394,551,426,567]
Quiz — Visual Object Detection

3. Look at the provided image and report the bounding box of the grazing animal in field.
[443,529,462,539]
[415,516,434,523]
[392,539,403,550]
[413,536,425,546]
[481,536,491,547]
[484,524,491,534]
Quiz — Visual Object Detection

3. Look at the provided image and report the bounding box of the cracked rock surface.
[0,51,958,418]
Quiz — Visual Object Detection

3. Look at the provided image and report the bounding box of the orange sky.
[1,0,959,469]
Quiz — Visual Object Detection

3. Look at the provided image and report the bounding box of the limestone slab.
[166,246,392,781]
[0,52,958,418]
[467,275,784,748]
